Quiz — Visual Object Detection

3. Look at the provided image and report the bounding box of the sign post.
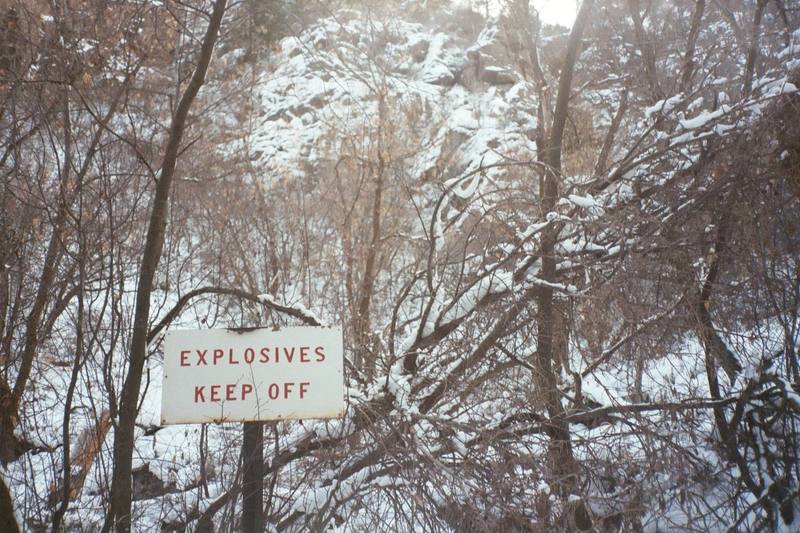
[160,326,344,531]
[241,421,264,533]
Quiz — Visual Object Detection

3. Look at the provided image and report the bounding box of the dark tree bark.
[627,0,661,101]
[51,102,87,531]
[742,0,768,96]
[0,473,20,533]
[679,0,706,93]
[353,128,385,380]
[535,0,594,528]
[594,89,628,176]
[241,422,264,533]
[105,2,227,531]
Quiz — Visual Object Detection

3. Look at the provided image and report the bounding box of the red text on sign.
[192,381,311,403]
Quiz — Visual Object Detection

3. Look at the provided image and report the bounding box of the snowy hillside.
[248,8,539,191]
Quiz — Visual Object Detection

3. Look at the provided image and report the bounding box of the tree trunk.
[0,473,20,533]
[742,0,767,96]
[535,0,593,528]
[679,0,706,93]
[105,2,227,531]
[627,0,661,101]
[241,422,264,533]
